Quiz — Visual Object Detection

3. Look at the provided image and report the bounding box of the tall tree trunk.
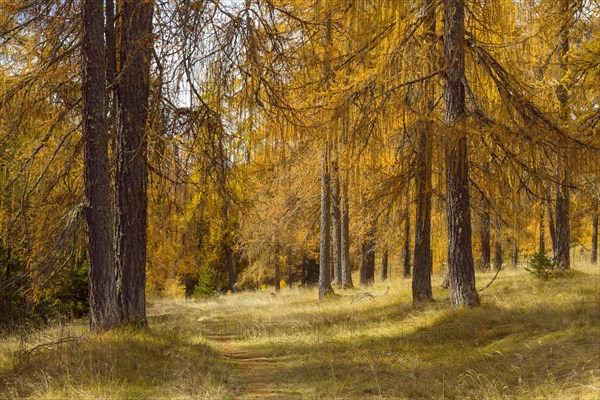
[592,198,598,263]
[331,160,342,286]
[479,208,491,270]
[402,207,411,278]
[318,4,334,299]
[224,238,235,292]
[512,241,518,268]
[381,249,388,281]
[538,208,545,254]
[82,0,119,331]
[274,251,281,292]
[359,239,375,286]
[360,213,376,286]
[340,173,353,288]
[340,109,353,289]
[319,147,334,298]
[494,216,502,271]
[554,0,571,270]
[412,0,435,304]
[547,196,557,256]
[115,0,154,328]
[287,248,294,288]
[301,252,307,286]
[555,181,570,269]
[443,0,479,308]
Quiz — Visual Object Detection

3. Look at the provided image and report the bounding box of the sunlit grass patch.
[0,313,230,399]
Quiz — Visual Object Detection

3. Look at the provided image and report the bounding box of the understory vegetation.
[1,263,598,399]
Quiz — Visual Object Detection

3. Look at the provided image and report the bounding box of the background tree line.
[0,0,598,331]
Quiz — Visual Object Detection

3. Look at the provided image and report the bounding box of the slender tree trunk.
[82,0,119,331]
[360,238,375,286]
[225,239,235,292]
[441,266,450,289]
[287,248,294,288]
[340,111,353,289]
[381,249,388,281]
[554,0,571,270]
[360,212,376,285]
[512,241,518,268]
[319,147,334,298]
[274,251,281,292]
[592,198,598,263]
[479,208,491,270]
[115,0,154,328]
[494,216,502,271]
[547,196,557,256]
[402,207,411,278]
[412,0,436,303]
[443,0,479,308]
[538,208,545,254]
[555,181,570,269]
[301,252,307,286]
[340,174,353,288]
[331,160,342,286]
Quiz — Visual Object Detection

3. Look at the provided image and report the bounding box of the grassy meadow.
[0,263,598,399]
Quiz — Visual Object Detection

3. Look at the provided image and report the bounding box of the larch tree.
[81,0,119,331]
[411,0,436,304]
[114,0,155,327]
[318,3,334,299]
[442,0,479,308]
[553,0,573,270]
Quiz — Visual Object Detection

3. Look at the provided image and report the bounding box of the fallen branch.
[478,268,502,293]
[14,336,86,360]
[351,287,389,303]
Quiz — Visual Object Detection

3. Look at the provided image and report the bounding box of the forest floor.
[0,262,599,399]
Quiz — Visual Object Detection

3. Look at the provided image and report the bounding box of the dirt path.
[203,323,303,399]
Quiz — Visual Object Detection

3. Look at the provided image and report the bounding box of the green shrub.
[525,251,554,279]
[193,266,217,299]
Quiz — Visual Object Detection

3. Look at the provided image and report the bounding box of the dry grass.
[0,262,598,399]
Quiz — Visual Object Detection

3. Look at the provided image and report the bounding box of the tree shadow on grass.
[239,298,600,399]
[0,320,231,399]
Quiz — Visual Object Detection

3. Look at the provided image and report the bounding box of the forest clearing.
[1,263,598,399]
[2,0,600,398]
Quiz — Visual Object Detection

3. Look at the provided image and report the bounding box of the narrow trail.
[203,323,303,399]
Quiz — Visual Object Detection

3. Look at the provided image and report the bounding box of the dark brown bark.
[555,181,570,269]
[340,176,353,289]
[554,0,571,270]
[479,209,491,270]
[82,0,119,331]
[412,0,435,304]
[340,111,353,289]
[105,0,117,83]
[592,198,598,263]
[274,251,281,292]
[115,0,154,328]
[443,0,479,308]
[359,238,375,286]
[224,237,235,292]
[402,207,411,278]
[301,253,307,286]
[381,249,388,281]
[287,248,294,288]
[412,122,433,299]
[319,147,334,298]
[105,0,117,157]
[494,216,502,271]
[511,241,518,268]
[331,160,342,286]
[538,208,545,254]
[547,197,557,256]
